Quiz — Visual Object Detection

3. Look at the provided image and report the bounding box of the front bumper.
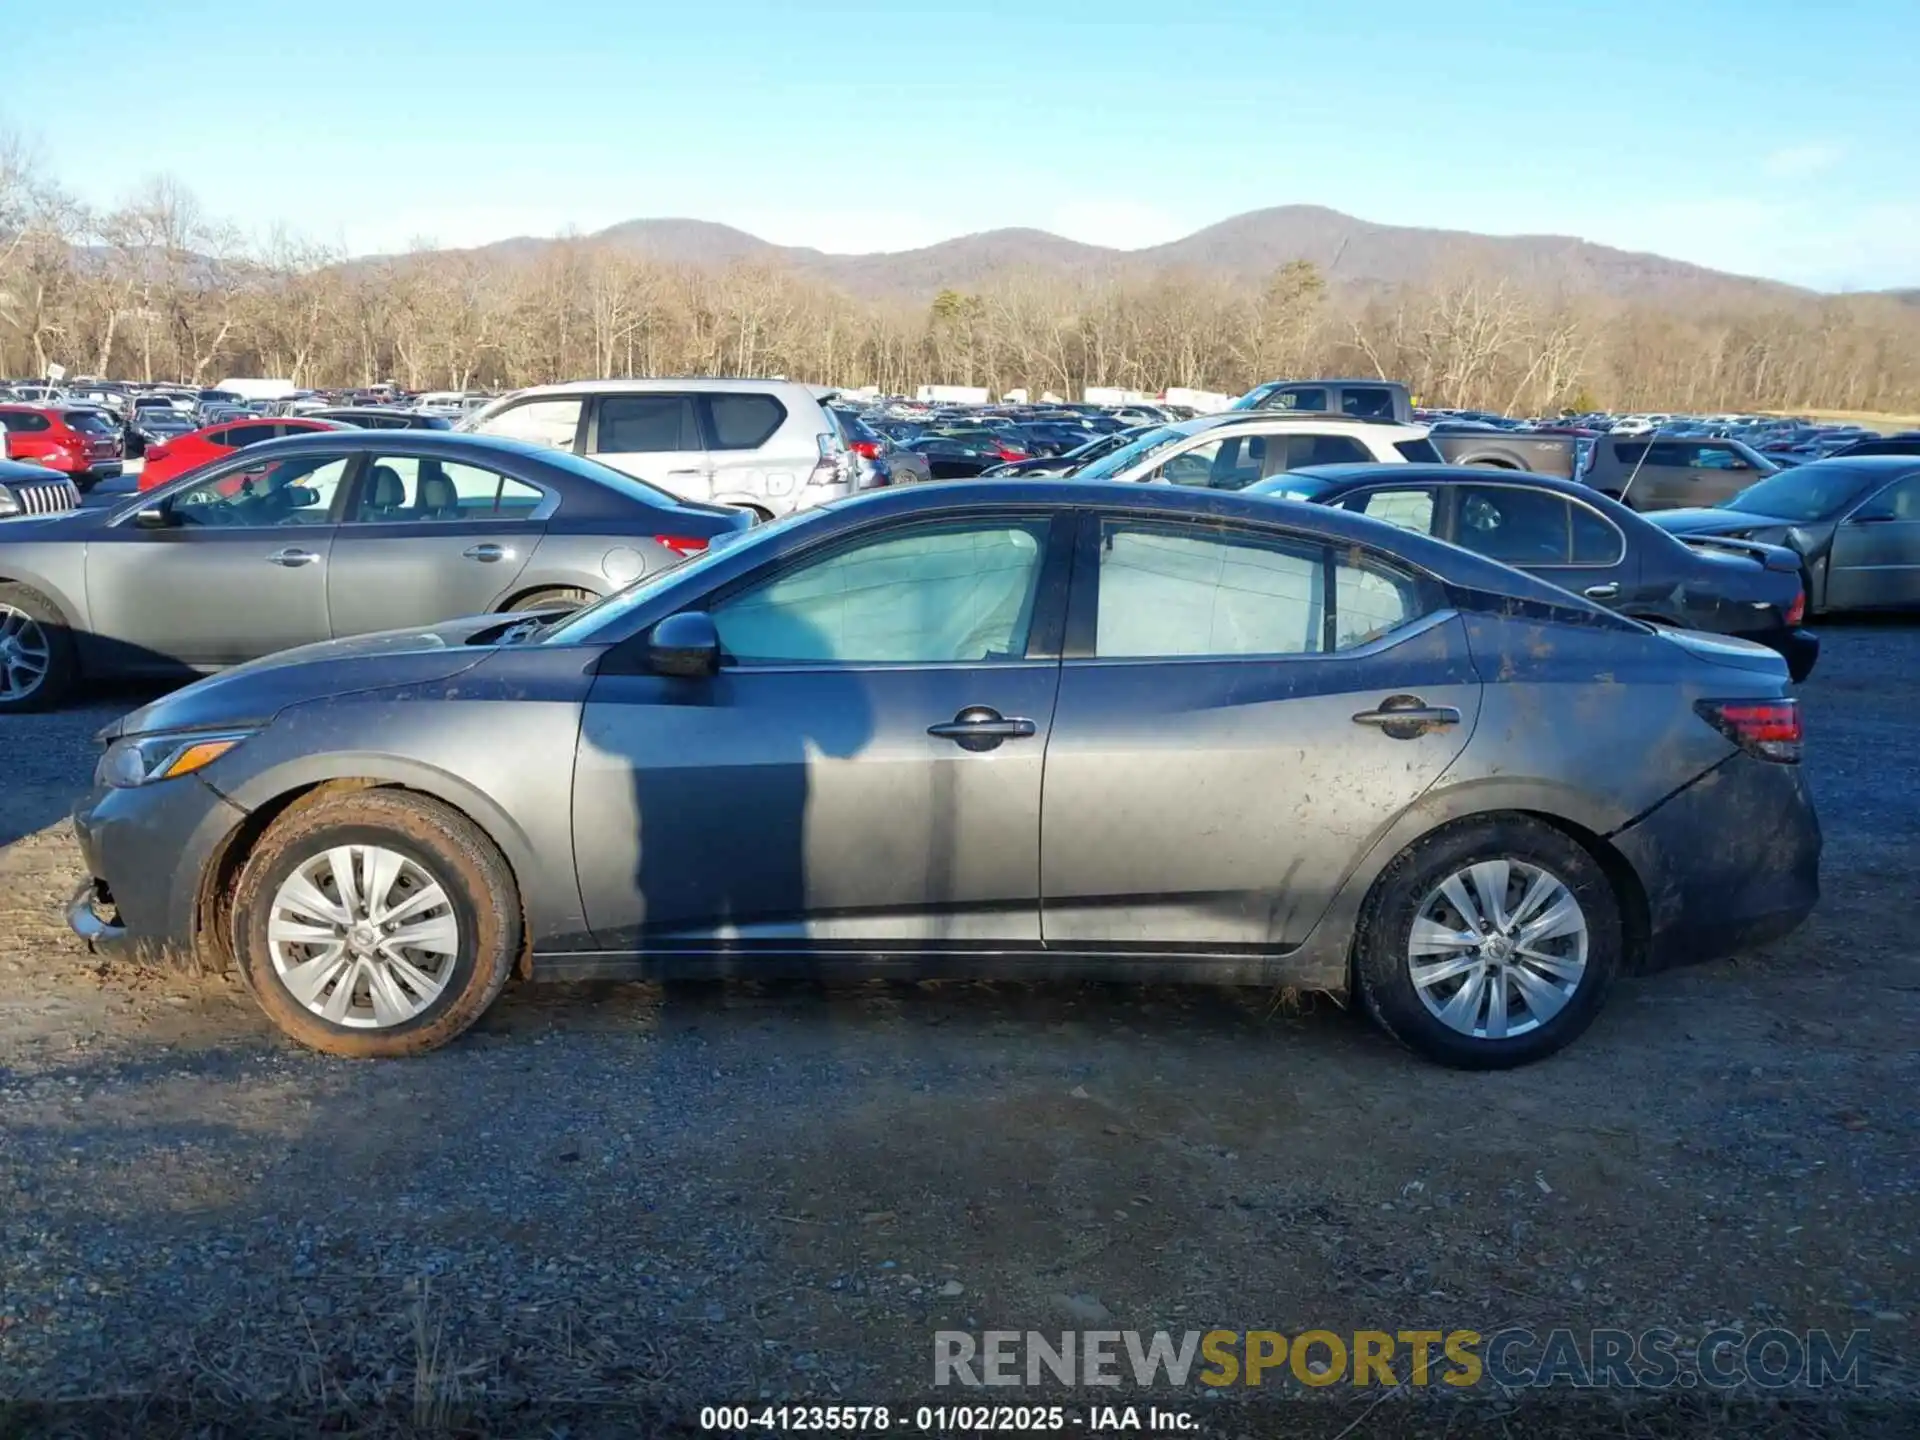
[68,775,250,961]
[1612,751,1821,971]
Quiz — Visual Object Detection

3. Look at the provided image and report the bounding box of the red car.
[138,416,349,490]
[0,406,124,492]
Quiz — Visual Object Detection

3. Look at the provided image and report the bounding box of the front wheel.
[232,789,523,1057]
[1353,816,1621,1069]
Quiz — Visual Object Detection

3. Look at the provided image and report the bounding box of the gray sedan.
[1647,456,1920,614]
[0,430,750,710]
[68,480,1821,1069]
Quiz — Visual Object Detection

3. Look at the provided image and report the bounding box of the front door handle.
[463,543,510,562]
[266,547,320,567]
[927,706,1038,752]
[1352,695,1462,740]
[1583,582,1621,600]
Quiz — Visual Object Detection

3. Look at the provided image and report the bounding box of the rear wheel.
[505,586,596,615]
[232,789,522,1057]
[1354,816,1621,1069]
[0,582,77,713]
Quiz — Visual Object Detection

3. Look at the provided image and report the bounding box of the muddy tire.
[232,788,521,1058]
[506,586,596,614]
[0,581,78,713]
[1354,815,1621,1070]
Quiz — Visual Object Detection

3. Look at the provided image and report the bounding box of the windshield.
[1074,423,1196,480]
[1719,462,1876,521]
[63,410,118,433]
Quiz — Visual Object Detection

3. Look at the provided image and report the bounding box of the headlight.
[0,489,18,517]
[97,730,255,788]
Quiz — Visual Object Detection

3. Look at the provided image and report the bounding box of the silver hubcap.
[267,845,461,1030]
[1408,859,1588,1040]
[0,604,50,700]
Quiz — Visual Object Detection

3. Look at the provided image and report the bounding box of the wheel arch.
[1337,806,1652,988]
[205,766,549,978]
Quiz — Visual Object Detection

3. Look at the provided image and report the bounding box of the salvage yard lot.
[2,622,1917,1436]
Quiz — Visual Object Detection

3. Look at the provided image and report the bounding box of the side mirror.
[283,484,321,508]
[134,505,173,529]
[647,610,720,678]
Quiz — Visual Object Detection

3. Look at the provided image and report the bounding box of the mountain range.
[397,204,1853,306]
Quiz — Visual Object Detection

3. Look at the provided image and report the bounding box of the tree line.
[5,150,1919,416]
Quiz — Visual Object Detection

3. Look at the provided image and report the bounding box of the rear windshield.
[63,410,118,434]
[1720,463,1881,521]
[1394,438,1443,463]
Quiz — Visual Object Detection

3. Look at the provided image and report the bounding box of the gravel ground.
[1,622,1916,1438]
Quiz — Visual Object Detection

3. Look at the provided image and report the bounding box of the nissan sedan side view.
[0,430,749,711]
[68,481,1821,1070]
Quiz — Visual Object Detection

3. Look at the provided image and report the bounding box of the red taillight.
[850,439,882,460]
[654,534,709,558]
[1784,589,1806,626]
[1696,698,1801,763]
[996,444,1028,461]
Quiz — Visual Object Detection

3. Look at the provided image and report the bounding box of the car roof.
[1279,463,1600,497]
[199,428,557,461]
[1164,412,1427,438]
[1782,455,1920,480]
[501,377,822,398]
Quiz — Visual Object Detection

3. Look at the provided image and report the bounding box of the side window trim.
[1566,496,1627,566]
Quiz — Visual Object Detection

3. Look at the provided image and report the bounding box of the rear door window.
[224,423,276,447]
[1339,387,1397,420]
[597,395,699,452]
[1571,504,1625,564]
[1453,485,1574,564]
[1644,442,1695,467]
[703,394,787,451]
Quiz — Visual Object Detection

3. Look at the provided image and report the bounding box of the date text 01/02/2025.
[698,1403,1196,1431]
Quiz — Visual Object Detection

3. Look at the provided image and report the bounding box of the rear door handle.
[266,547,320,567]
[1583,582,1620,600]
[463,543,510,562]
[927,706,1037,752]
[1352,697,1462,739]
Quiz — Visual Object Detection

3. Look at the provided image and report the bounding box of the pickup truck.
[1234,380,1579,476]
[1427,422,1583,479]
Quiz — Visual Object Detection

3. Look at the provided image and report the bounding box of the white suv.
[461,378,853,520]
[1072,413,1443,489]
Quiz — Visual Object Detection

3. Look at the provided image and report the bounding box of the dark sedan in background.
[68,480,1818,1071]
[1256,465,1819,679]
[1648,456,1920,615]
[0,430,749,710]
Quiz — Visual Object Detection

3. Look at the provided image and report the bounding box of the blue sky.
[8,0,1917,289]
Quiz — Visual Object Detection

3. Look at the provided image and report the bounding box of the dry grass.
[1765,409,1920,433]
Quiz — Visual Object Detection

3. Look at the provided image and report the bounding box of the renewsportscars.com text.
[933,1327,1872,1391]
